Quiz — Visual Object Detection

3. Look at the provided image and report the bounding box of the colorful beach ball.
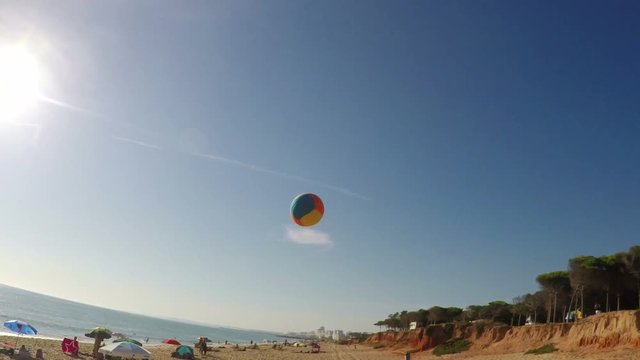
[290,193,324,227]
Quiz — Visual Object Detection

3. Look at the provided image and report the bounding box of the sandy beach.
[413,348,640,360]
[2,336,640,360]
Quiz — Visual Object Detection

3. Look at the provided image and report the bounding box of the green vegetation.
[443,323,455,338]
[346,332,369,342]
[475,320,487,337]
[374,246,640,330]
[525,344,557,355]
[432,338,470,356]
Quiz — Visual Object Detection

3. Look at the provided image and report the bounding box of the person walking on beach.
[198,337,207,355]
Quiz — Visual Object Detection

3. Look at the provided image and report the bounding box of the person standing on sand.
[73,337,79,356]
[199,337,207,355]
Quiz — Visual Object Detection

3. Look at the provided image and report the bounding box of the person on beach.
[198,337,207,355]
[73,337,79,356]
[18,345,30,359]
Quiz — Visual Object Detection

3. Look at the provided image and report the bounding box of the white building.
[332,330,345,341]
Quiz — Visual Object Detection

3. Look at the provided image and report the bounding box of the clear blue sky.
[1,1,639,333]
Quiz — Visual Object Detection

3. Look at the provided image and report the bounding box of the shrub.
[443,323,455,338]
[525,344,557,355]
[432,338,470,356]
[476,322,485,337]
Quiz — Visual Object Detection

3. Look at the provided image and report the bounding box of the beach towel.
[61,338,78,356]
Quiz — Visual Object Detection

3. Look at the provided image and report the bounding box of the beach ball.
[290,193,324,227]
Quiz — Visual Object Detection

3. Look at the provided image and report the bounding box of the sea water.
[0,284,281,345]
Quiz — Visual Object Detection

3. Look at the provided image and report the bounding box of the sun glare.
[0,45,41,122]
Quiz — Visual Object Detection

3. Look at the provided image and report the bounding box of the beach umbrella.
[3,320,37,336]
[85,327,113,357]
[162,339,181,346]
[175,345,193,358]
[3,320,37,347]
[114,338,143,346]
[99,342,151,359]
[85,327,112,339]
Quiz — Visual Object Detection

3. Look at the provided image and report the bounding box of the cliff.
[365,310,640,354]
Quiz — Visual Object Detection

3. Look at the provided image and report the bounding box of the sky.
[0,1,639,333]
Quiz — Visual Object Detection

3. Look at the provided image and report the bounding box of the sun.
[0,45,41,122]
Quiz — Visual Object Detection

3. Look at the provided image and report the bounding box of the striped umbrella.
[114,338,143,346]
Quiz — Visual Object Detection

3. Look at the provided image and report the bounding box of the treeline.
[375,245,640,330]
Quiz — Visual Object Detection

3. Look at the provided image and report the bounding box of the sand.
[1,336,639,360]
[413,348,640,360]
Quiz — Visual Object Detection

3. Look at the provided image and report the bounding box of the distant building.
[332,330,345,341]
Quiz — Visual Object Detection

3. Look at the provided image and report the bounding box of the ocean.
[0,284,282,345]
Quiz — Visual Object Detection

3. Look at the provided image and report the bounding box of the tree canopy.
[375,245,640,330]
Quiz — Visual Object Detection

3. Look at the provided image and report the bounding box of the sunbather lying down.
[0,343,15,356]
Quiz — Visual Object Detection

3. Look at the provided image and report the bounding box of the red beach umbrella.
[162,339,181,346]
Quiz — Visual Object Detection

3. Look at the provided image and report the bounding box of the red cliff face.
[365,310,640,354]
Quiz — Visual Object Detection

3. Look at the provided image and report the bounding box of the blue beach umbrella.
[3,320,37,336]
[4,320,37,347]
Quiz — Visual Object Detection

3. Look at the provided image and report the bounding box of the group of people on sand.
[7,344,44,359]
